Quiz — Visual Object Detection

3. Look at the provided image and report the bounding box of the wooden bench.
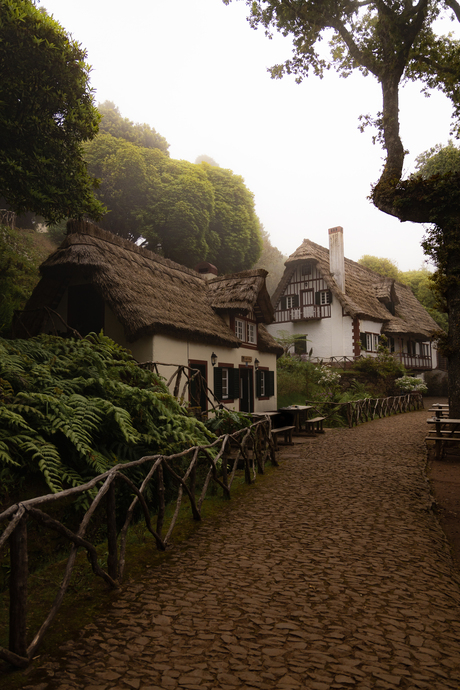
[305,416,325,434]
[426,417,460,459]
[271,425,295,449]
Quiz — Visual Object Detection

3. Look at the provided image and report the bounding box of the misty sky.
[42,0,458,271]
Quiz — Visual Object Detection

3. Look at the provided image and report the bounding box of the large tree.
[83,132,163,241]
[0,0,104,223]
[226,0,460,414]
[200,163,263,274]
[84,117,263,272]
[98,101,170,155]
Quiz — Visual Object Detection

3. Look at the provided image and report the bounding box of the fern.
[0,333,217,499]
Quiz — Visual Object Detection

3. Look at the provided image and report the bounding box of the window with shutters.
[256,369,275,399]
[360,332,380,352]
[214,365,238,401]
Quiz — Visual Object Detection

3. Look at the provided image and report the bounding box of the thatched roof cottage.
[268,227,441,371]
[15,220,283,414]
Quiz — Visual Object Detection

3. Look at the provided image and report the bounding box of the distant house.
[267,227,441,371]
[15,220,283,414]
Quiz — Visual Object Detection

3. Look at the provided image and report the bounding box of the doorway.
[239,367,254,413]
[188,361,208,414]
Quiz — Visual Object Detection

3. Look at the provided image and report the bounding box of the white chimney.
[328,226,345,293]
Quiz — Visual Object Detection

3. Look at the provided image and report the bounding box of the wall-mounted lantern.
[254,358,260,371]
[211,352,217,367]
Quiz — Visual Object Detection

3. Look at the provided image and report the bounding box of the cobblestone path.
[19,410,460,689]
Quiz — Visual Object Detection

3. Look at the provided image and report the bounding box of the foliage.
[0,0,104,223]
[273,330,309,357]
[394,376,428,395]
[358,254,448,330]
[358,255,400,280]
[84,132,163,242]
[204,408,252,435]
[0,224,56,337]
[253,225,288,296]
[352,337,406,395]
[195,154,219,167]
[414,141,460,179]
[98,101,170,155]
[142,157,215,267]
[200,163,263,273]
[0,334,215,501]
[84,113,263,271]
[400,267,448,331]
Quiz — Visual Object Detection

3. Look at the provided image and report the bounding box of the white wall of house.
[267,303,355,361]
[49,288,278,413]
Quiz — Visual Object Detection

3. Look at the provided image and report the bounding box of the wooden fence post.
[106,482,118,581]
[9,516,28,658]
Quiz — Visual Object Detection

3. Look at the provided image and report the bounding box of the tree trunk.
[445,224,460,418]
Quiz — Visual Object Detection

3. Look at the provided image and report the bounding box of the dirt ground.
[429,451,460,569]
[426,397,460,571]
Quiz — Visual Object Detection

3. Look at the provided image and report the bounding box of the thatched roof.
[273,238,440,339]
[17,221,282,353]
[208,269,274,323]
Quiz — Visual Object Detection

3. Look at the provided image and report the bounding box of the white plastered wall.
[267,301,355,360]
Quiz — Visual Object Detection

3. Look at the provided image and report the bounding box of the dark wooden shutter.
[266,371,275,398]
[293,294,300,308]
[315,291,321,305]
[213,367,223,401]
[229,368,240,400]
[281,296,287,310]
[256,371,262,398]
[360,333,367,350]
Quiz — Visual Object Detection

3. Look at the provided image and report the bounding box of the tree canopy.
[358,254,448,330]
[98,101,170,155]
[83,115,262,272]
[201,163,263,274]
[226,0,460,413]
[0,0,104,223]
[358,255,400,281]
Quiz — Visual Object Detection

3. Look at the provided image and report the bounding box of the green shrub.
[394,375,428,394]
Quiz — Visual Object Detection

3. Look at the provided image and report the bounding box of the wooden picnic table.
[278,405,313,434]
[426,417,460,459]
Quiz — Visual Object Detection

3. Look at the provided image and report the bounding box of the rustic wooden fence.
[305,393,424,428]
[0,419,276,668]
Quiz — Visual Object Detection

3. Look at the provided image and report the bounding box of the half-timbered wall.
[274,263,331,324]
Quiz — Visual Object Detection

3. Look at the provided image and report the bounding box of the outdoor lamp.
[211,352,217,367]
[254,358,260,370]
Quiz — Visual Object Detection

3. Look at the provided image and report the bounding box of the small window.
[294,335,307,355]
[286,295,296,309]
[302,264,312,275]
[361,332,380,352]
[247,323,256,344]
[221,368,229,398]
[235,319,245,340]
[315,290,332,306]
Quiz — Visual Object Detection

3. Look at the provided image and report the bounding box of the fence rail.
[305,392,424,427]
[0,420,275,668]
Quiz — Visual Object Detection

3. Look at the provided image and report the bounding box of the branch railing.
[305,392,424,428]
[0,419,276,668]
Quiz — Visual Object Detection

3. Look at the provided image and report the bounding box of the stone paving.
[18,409,460,689]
